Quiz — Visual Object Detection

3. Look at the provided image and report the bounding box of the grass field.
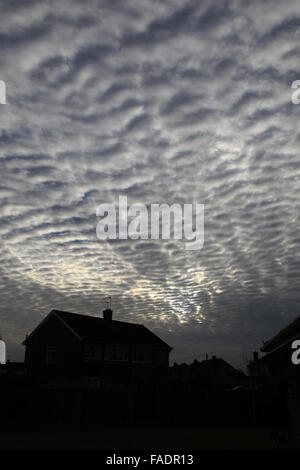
[0,425,297,450]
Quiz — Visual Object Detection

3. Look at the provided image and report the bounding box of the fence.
[0,387,289,428]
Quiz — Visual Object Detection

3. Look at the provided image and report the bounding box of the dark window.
[46,346,56,364]
[133,348,152,363]
[82,377,101,388]
[84,343,101,359]
[153,349,166,364]
[104,344,128,361]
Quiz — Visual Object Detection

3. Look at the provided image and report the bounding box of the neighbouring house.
[171,356,245,390]
[247,316,300,431]
[247,316,300,387]
[0,361,33,389]
[23,308,172,389]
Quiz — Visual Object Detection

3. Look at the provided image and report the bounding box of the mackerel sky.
[1,0,300,367]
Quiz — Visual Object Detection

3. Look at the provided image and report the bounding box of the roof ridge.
[23,310,172,350]
[55,309,144,327]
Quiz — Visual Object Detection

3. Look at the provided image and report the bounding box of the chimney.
[253,351,259,363]
[103,308,113,322]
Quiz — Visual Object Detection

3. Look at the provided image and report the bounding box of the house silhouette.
[23,308,172,389]
[247,316,300,434]
[248,316,300,384]
[171,356,245,390]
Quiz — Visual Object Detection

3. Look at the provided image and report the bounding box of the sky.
[1,0,300,369]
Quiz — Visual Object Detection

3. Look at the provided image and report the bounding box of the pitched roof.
[190,358,241,375]
[24,309,172,350]
[261,315,300,352]
[172,358,241,374]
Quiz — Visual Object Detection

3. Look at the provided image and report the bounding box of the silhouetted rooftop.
[172,357,243,375]
[261,315,300,353]
[24,309,172,350]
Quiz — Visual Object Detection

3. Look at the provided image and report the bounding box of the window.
[153,349,166,365]
[104,344,128,361]
[46,346,56,364]
[84,342,101,359]
[133,348,152,363]
[82,377,101,388]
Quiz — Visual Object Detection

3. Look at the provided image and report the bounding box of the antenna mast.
[106,296,111,309]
